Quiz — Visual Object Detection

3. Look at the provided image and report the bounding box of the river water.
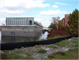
[39,31,49,40]
[0,31,48,43]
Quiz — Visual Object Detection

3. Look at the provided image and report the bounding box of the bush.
[37,49,47,53]
[47,25,70,38]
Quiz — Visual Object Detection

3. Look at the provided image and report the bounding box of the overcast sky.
[0,0,78,27]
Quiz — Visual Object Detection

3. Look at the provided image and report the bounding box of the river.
[39,31,49,40]
[0,31,48,43]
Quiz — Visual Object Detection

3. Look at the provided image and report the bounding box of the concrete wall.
[1,26,43,43]
[1,26,42,37]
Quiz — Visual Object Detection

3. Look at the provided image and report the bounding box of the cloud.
[0,18,6,25]
[55,2,68,5]
[39,10,67,15]
[41,20,51,27]
[36,15,42,17]
[35,19,44,22]
[0,0,49,15]
[52,5,58,8]
[1,9,25,15]
[35,19,51,27]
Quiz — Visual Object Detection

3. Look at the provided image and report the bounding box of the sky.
[0,0,78,27]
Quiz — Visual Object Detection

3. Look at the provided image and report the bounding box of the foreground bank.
[0,37,78,59]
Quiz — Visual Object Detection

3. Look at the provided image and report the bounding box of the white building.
[6,17,34,25]
[6,17,42,28]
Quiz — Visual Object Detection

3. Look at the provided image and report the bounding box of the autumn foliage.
[48,9,78,38]
[47,25,70,38]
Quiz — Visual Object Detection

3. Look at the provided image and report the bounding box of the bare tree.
[52,17,60,27]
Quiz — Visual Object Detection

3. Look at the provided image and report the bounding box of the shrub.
[47,25,70,38]
[37,49,47,53]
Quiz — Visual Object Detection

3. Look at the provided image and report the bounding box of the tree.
[48,17,60,28]
[58,20,63,26]
[68,9,78,35]
[52,17,60,27]
[39,22,45,28]
[48,23,54,28]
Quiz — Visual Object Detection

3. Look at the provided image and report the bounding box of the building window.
[67,16,69,19]
[29,20,32,25]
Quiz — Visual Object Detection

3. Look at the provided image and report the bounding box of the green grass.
[36,39,45,41]
[52,35,64,39]
[1,51,33,59]
[73,38,78,40]
[72,38,78,43]
[55,41,68,47]
[47,38,53,40]
[1,53,25,59]
[47,47,78,59]
[47,37,78,59]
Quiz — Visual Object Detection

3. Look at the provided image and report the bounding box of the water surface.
[1,31,49,43]
[39,31,49,40]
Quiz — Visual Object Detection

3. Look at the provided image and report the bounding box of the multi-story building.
[64,14,69,26]
[6,17,34,25]
[6,17,42,28]
[60,14,69,26]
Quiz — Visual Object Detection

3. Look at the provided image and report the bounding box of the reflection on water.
[1,31,49,44]
[2,36,40,44]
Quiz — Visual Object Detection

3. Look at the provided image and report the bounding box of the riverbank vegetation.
[48,9,78,38]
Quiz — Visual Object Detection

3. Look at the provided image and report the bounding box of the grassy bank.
[47,38,78,59]
[1,37,78,59]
